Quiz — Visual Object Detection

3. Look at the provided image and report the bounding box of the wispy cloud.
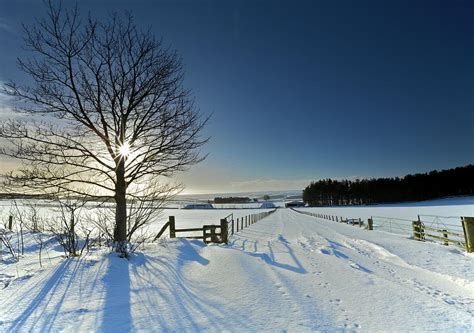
[0,83,20,120]
[227,175,386,192]
[228,178,312,192]
[0,17,12,33]
[0,106,14,119]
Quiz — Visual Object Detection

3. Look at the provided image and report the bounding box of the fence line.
[224,209,277,241]
[371,216,413,235]
[291,208,474,253]
[154,209,277,244]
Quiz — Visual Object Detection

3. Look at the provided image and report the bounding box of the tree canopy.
[303,165,474,206]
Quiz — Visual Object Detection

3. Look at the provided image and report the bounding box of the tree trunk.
[70,210,76,256]
[114,158,128,254]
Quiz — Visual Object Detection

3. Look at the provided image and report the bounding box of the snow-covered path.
[1,208,473,332]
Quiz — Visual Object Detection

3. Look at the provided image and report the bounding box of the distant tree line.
[303,165,474,206]
[214,197,251,204]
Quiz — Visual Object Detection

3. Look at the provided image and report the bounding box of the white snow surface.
[1,207,473,332]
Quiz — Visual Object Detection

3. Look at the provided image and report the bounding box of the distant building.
[260,202,276,209]
[285,200,305,208]
[183,203,214,209]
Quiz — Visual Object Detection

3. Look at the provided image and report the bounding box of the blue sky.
[0,0,473,194]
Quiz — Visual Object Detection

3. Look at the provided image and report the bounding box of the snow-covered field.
[1,199,473,331]
[298,196,474,240]
[297,196,474,222]
[0,199,273,235]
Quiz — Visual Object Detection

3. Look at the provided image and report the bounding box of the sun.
[119,142,131,156]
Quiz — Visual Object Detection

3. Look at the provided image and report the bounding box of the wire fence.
[223,213,234,241]
[371,216,413,235]
[417,215,466,247]
[292,209,472,251]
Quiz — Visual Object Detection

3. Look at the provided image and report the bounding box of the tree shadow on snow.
[100,254,133,332]
[320,240,350,260]
[6,239,250,331]
[231,234,307,274]
[6,258,82,332]
[124,239,250,331]
[320,239,373,274]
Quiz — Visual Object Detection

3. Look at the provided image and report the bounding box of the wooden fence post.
[232,219,234,235]
[442,229,448,246]
[412,221,418,240]
[203,227,208,244]
[462,216,474,253]
[367,218,373,230]
[210,226,218,243]
[358,218,362,227]
[153,221,171,241]
[236,218,239,232]
[412,221,424,241]
[8,215,13,231]
[169,216,176,238]
[220,219,228,244]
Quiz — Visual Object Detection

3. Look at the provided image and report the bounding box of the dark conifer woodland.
[303,165,474,206]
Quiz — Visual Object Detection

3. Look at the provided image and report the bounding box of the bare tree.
[48,196,91,257]
[0,2,207,255]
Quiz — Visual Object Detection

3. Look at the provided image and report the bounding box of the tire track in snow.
[281,211,364,330]
[228,210,339,330]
